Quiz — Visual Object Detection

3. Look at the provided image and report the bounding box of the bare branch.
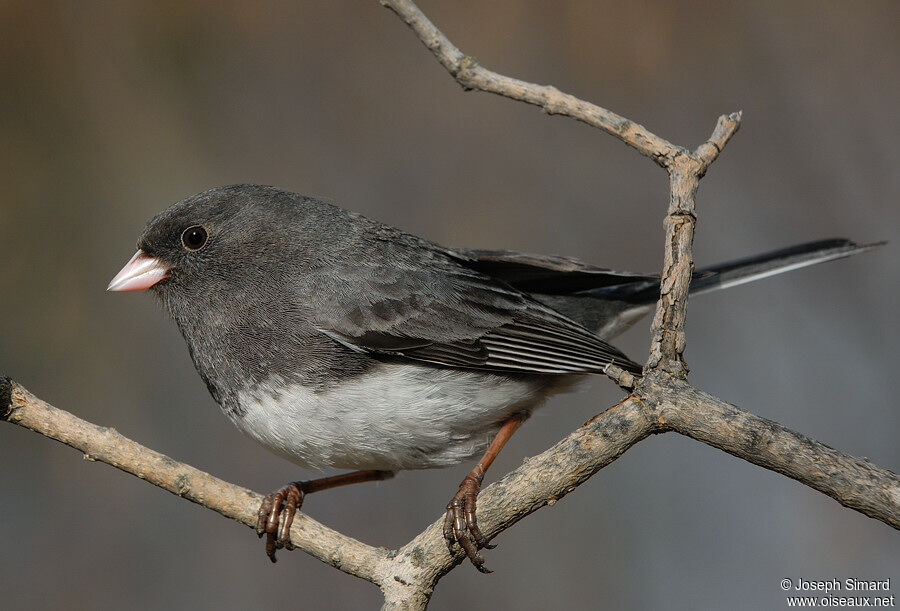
[379,0,684,168]
[642,375,900,529]
[0,378,389,584]
[379,397,657,603]
[1,378,658,606]
[646,113,742,375]
[6,371,896,610]
[696,112,743,172]
[645,163,702,376]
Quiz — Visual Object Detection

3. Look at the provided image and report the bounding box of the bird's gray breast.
[229,361,567,470]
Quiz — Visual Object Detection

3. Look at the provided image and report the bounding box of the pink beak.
[107,250,170,291]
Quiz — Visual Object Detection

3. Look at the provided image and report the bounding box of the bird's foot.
[443,472,495,573]
[256,482,306,562]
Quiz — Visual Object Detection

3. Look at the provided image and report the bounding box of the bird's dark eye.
[181,225,208,251]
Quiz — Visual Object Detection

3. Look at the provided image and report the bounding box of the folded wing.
[314,252,643,375]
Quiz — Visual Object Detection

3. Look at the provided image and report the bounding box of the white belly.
[231,363,566,470]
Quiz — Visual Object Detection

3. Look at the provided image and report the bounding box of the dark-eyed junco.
[108,184,880,570]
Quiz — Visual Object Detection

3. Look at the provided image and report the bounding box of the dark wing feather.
[312,246,642,375]
[453,248,658,295]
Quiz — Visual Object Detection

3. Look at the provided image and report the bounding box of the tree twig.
[379,396,658,605]
[1,378,658,609]
[645,112,741,376]
[5,371,896,610]
[379,0,685,168]
[0,377,389,584]
[645,375,900,528]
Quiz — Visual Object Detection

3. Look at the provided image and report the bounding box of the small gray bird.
[107,184,880,570]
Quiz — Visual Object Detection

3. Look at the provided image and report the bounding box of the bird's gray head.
[107,184,372,401]
[108,184,341,297]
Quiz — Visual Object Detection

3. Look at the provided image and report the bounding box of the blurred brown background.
[1,1,897,609]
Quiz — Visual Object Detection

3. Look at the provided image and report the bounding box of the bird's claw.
[442,474,494,573]
[255,482,305,562]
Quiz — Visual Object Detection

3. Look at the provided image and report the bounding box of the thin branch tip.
[694,111,742,170]
[379,0,680,165]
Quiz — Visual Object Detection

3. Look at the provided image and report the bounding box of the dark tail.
[588,238,884,304]
[529,239,883,340]
[688,239,885,296]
